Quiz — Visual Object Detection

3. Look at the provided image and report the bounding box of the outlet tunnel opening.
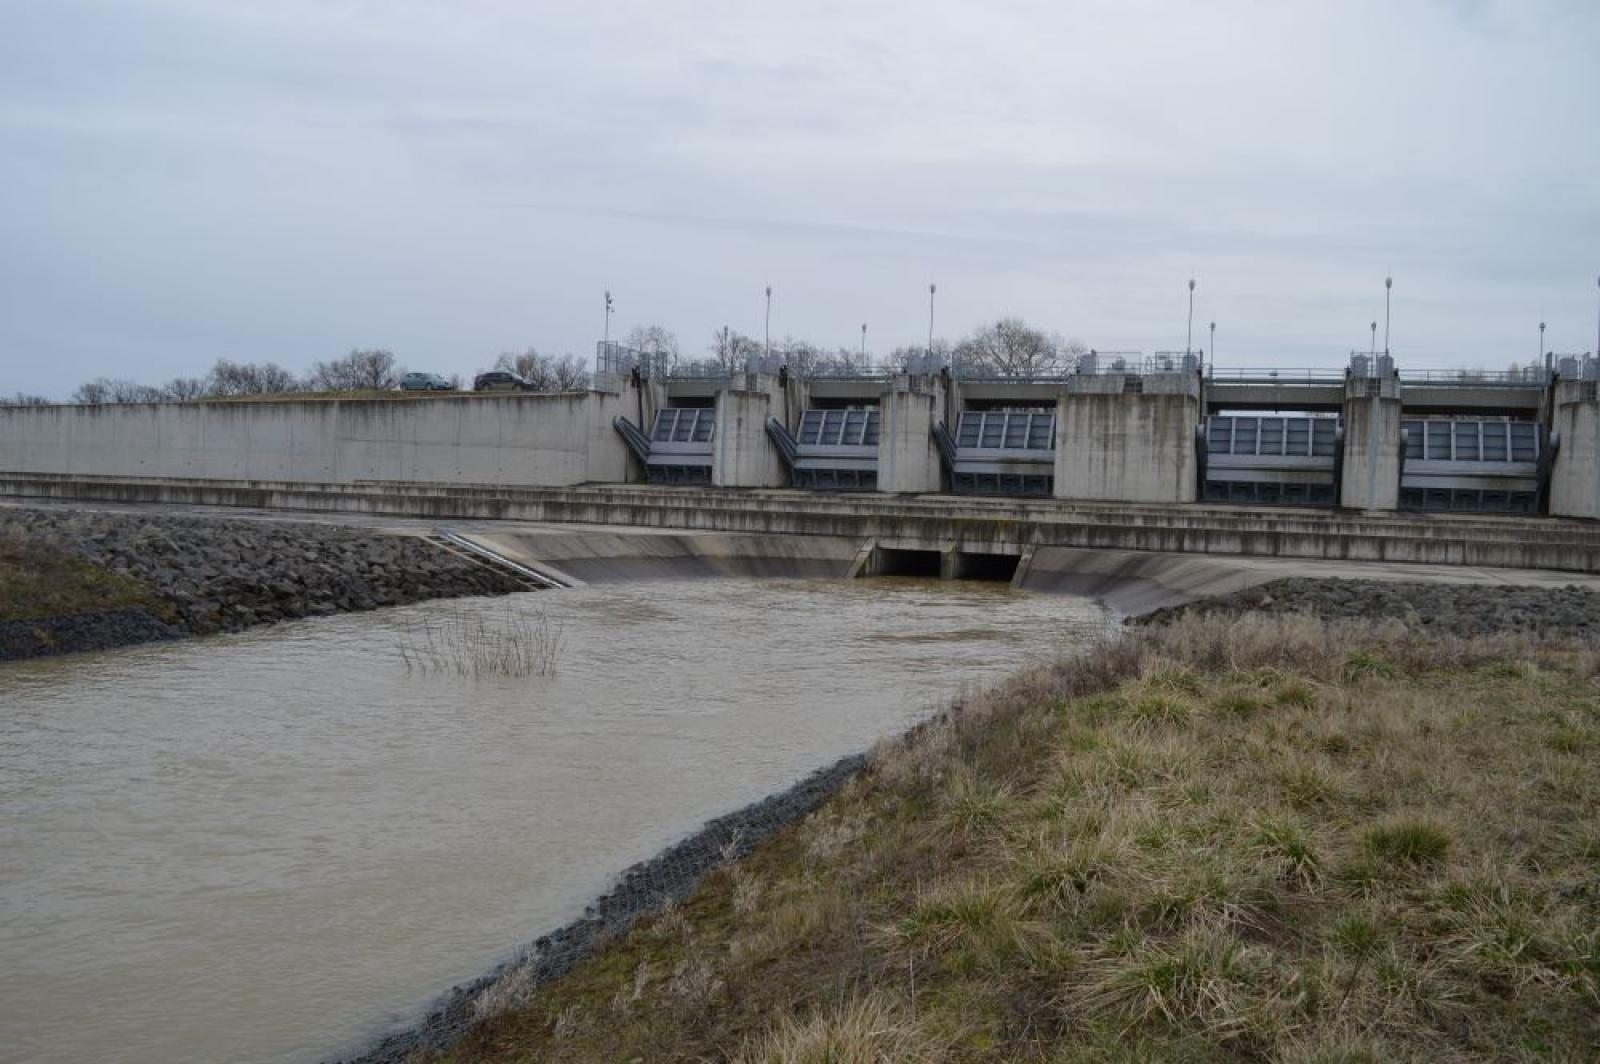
[953,551,1022,582]
[869,547,943,578]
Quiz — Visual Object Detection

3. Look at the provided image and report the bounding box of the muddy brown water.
[0,577,1110,1063]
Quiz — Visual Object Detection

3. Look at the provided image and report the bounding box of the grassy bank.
[442,615,1599,1062]
[0,536,157,622]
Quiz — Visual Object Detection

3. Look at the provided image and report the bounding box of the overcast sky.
[2,0,1597,397]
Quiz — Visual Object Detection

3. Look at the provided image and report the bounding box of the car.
[399,372,454,392]
[473,371,530,392]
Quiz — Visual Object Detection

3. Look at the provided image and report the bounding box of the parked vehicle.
[399,372,454,392]
[473,371,529,393]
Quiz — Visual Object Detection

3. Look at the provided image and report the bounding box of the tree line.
[11,347,595,406]
[624,318,1087,378]
[7,315,1086,406]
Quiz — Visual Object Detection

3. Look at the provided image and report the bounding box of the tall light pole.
[1540,321,1546,365]
[1208,321,1215,369]
[928,283,938,365]
[764,286,772,360]
[1383,276,1393,356]
[1370,322,1377,358]
[860,322,867,359]
[604,290,613,346]
[1186,278,1196,356]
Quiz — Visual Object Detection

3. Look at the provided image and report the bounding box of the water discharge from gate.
[0,576,1110,1064]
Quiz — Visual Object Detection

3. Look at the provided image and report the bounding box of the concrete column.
[1339,375,1402,511]
[1548,379,1600,519]
[1054,374,1199,503]
[712,380,784,488]
[876,379,943,494]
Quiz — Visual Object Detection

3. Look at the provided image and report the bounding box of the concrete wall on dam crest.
[0,393,633,488]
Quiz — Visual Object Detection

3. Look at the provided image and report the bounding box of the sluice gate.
[1201,415,1340,506]
[775,408,880,491]
[944,409,1056,496]
[1400,419,1545,513]
[641,407,714,484]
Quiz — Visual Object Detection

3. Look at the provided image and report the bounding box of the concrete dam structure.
[7,343,1600,573]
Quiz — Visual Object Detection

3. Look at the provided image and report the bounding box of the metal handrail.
[1205,367,1346,382]
[1400,369,1549,385]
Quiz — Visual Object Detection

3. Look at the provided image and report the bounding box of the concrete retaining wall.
[10,474,1600,573]
[0,394,633,488]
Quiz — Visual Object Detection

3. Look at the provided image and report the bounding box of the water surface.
[0,577,1109,1063]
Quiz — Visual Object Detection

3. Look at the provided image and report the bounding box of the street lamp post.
[764,286,772,360]
[1186,278,1196,356]
[1208,321,1215,370]
[1540,321,1546,366]
[604,290,613,346]
[1384,276,1393,356]
[860,322,867,360]
[1370,322,1377,359]
[929,283,938,367]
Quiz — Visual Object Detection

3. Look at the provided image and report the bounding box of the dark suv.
[473,371,529,392]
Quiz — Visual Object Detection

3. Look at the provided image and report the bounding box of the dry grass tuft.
[395,602,563,678]
[442,613,1600,1063]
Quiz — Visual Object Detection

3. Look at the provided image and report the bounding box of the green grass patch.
[0,536,157,622]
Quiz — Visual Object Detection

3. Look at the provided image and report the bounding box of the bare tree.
[4,393,50,406]
[495,349,548,384]
[707,326,762,374]
[493,349,591,392]
[889,339,952,373]
[308,349,401,392]
[954,318,1065,376]
[162,376,209,401]
[549,354,589,391]
[72,377,164,404]
[207,358,302,396]
[623,325,679,365]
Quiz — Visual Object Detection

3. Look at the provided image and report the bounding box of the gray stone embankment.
[1136,576,1600,638]
[0,608,182,660]
[334,753,868,1064]
[0,507,526,659]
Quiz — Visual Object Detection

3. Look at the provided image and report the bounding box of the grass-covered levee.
[436,614,1600,1063]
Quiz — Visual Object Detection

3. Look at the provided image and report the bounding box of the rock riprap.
[1137,576,1600,639]
[0,507,526,638]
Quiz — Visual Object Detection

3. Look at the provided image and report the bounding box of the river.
[0,576,1109,1063]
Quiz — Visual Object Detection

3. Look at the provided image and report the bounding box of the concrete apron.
[459,528,1600,619]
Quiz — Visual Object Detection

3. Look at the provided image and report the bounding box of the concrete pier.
[1055,371,1199,503]
[1549,378,1600,519]
[1339,371,1403,511]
